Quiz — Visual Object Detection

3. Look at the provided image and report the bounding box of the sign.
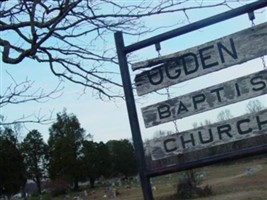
[142,70,267,128]
[134,22,267,96]
[149,109,267,160]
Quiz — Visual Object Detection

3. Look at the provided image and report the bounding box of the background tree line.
[0,110,137,199]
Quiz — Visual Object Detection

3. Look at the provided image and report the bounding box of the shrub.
[176,170,212,199]
[45,180,70,197]
[196,185,213,197]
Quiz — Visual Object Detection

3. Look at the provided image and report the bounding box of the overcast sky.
[1,1,266,143]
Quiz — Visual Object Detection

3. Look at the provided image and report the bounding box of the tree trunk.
[89,177,95,188]
[36,177,42,195]
[73,181,79,190]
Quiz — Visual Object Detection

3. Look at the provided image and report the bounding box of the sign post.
[114,32,153,200]
[114,1,267,199]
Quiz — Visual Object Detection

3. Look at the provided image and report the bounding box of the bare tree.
[0,72,63,126]
[246,99,266,113]
[217,109,233,122]
[192,119,211,128]
[153,130,173,138]
[0,0,245,99]
[192,122,199,129]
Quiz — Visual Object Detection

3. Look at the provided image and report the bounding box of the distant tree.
[0,128,26,199]
[95,142,112,177]
[107,139,137,177]
[82,141,97,188]
[217,109,233,122]
[192,120,211,128]
[246,99,265,113]
[0,127,18,145]
[192,122,199,129]
[48,110,86,190]
[153,130,173,138]
[21,130,48,195]
[82,141,111,188]
[203,120,211,126]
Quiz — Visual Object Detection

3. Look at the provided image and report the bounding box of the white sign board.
[149,109,267,160]
[134,22,267,96]
[142,70,267,128]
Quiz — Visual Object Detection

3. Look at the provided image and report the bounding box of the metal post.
[114,1,267,198]
[114,31,154,200]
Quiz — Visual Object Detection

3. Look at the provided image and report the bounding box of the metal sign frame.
[114,1,267,199]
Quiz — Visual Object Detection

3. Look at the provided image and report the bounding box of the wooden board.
[142,70,267,128]
[149,109,267,160]
[134,22,267,96]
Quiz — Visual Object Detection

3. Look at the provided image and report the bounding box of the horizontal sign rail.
[134,22,267,96]
[149,109,267,160]
[146,143,267,178]
[142,70,267,128]
[124,0,267,54]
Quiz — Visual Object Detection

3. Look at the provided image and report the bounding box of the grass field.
[42,156,267,200]
[154,156,267,200]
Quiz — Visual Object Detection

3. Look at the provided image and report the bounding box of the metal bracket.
[248,11,255,22]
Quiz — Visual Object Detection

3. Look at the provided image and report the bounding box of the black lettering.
[256,115,267,130]
[147,67,163,85]
[165,60,182,79]
[237,119,252,135]
[181,134,195,149]
[164,138,178,153]
[210,87,224,102]
[192,94,206,109]
[181,53,199,75]
[235,83,241,97]
[251,76,266,91]
[217,124,232,140]
[217,38,238,63]
[198,129,213,144]
[199,45,219,69]
[158,105,171,119]
[177,101,189,114]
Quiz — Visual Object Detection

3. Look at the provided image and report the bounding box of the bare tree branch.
[0,71,63,125]
[0,110,55,126]
[0,71,63,108]
[0,0,251,98]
